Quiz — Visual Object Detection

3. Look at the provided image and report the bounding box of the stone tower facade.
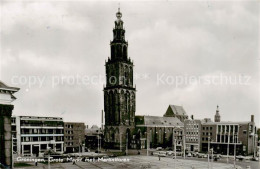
[214,105,221,122]
[104,9,136,149]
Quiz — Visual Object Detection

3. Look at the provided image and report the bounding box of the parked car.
[203,154,208,158]
[187,153,192,157]
[251,157,259,161]
[192,152,198,157]
[197,153,204,158]
[156,147,163,151]
[158,151,167,157]
[236,155,245,161]
[166,151,173,156]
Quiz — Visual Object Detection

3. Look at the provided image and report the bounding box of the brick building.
[64,122,85,153]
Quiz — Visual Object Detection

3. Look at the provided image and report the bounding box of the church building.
[103,9,188,151]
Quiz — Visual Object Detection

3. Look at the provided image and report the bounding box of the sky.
[0,0,259,127]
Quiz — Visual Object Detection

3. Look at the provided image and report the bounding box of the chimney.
[251,115,254,122]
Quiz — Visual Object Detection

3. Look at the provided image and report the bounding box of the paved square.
[15,156,242,169]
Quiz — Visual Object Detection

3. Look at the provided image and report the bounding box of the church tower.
[214,105,221,122]
[104,8,136,149]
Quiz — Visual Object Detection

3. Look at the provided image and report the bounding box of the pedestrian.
[35,161,37,166]
[159,156,160,161]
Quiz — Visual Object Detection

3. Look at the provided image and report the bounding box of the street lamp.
[47,146,51,169]
[12,135,14,169]
[174,138,177,167]
[234,135,237,168]
[145,131,149,156]
[126,133,128,155]
[208,136,210,169]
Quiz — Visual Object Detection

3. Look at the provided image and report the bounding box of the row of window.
[202,132,212,136]
[186,132,199,135]
[21,136,63,142]
[202,126,213,130]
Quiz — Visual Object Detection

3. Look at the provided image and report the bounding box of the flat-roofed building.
[64,122,85,153]
[184,118,202,152]
[200,115,257,156]
[11,116,64,156]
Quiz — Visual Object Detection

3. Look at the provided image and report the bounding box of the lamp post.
[208,136,210,169]
[12,135,14,169]
[145,131,149,156]
[126,133,128,155]
[120,132,122,151]
[174,138,176,169]
[227,132,230,164]
[211,148,213,169]
[183,133,186,159]
[47,146,51,169]
[253,134,257,158]
[234,135,237,168]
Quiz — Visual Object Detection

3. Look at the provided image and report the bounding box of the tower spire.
[215,105,221,122]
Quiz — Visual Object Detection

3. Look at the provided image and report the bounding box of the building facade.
[184,119,201,152]
[85,125,103,150]
[200,115,257,156]
[135,116,184,150]
[104,9,136,149]
[12,116,64,156]
[0,81,19,167]
[64,122,85,153]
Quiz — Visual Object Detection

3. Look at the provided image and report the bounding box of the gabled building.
[163,105,188,122]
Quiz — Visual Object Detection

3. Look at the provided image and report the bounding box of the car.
[203,154,208,158]
[236,155,245,161]
[192,152,198,157]
[158,151,167,157]
[251,157,259,161]
[156,147,163,151]
[187,153,192,157]
[166,151,173,156]
[197,153,203,158]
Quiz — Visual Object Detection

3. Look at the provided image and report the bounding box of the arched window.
[111,45,115,59]
[123,46,127,59]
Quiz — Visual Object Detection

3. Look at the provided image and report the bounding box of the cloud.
[1,1,259,126]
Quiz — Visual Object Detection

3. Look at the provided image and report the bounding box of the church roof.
[164,105,188,117]
[135,115,183,127]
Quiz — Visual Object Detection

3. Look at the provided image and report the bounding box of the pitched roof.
[164,105,188,117]
[136,115,183,127]
[0,81,19,92]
